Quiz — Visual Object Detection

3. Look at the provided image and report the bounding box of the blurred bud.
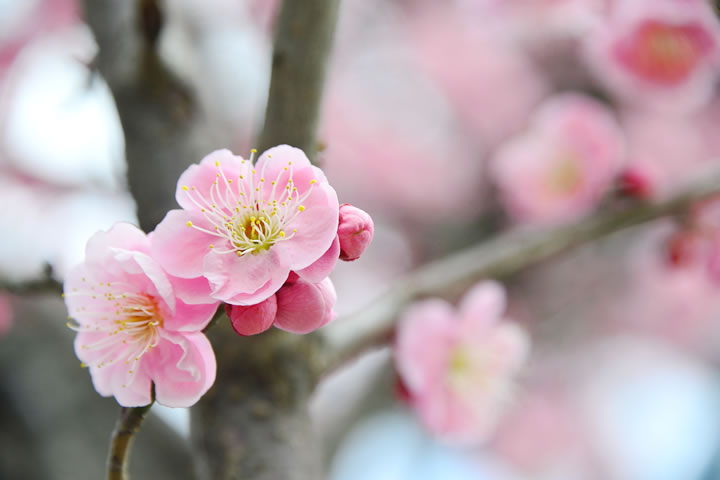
[226,296,277,337]
[338,204,374,261]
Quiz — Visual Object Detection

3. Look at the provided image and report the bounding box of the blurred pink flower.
[584,0,720,112]
[0,293,13,337]
[64,223,219,407]
[609,221,720,352]
[407,5,549,147]
[152,146,339,306]
[322,19,486,225]
[491,93,625,225]
[620,105,720,199]
[0,0,78,76]
[394,281,530,445]
[226,276,337,335]
[338,204,374,262]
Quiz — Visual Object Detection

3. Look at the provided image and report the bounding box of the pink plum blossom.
[394,281,530,445]
[584,0,720,112]
[226,275,337,336]
[64,223,219,407]
[407,5,549,147]
[490,94,625,225]
[338,204,374,261]
[321,6,487,225]
[152,145,340,306]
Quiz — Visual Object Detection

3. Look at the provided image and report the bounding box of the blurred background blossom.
[2,0,720,478]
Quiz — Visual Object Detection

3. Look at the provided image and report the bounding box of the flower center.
[182,150,316,257]
[616,20,712,85]
[66,280,164,386]
[546,153,581,194]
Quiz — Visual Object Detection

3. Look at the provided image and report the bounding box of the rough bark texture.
[192,321,328,479]
[258,0,340,158]
[83,0,218,232]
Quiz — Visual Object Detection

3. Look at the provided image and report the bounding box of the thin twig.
[321,173,720,373]
[107,404,153,480]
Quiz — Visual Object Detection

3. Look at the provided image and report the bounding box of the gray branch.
[83,0,219,232]
[321,174,720,372]
[258,0,340,158]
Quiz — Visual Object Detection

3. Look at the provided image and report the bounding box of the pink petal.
[116,250,176,315]
[226,296,277,336]
[175,149,245,212]
[203,248,288,305]
[255,145,316,183]
[85,223,150,263]
[488,323,531,373]
[112,366,154,407]
[146,332,217,408]
[273,182,339,270]
[394,299,456,393]
[457,280,507,332]
[151,209,214,279]
[296,235,339,283]
[273,277,337,334]
[167,274,216,305]
[164,298,219,332]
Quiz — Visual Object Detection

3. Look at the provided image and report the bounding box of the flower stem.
[107,403,153,480]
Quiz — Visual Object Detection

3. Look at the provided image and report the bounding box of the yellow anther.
[182,186,189,191]
[209,245,214,249]
[215,160,220,167]
[186,221,193,227]
[279,231,286,238]
[251,148,257,153]
[310,179,317,185]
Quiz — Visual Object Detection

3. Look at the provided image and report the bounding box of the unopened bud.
[225,296,277,336]
[337,204,374,261]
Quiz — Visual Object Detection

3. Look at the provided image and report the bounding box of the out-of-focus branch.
[107,404,153,480]
[83,0,218,232]
[321,174,720,373]
[0,276,61,295]
[191,1,341,478]
[258,0,340,157]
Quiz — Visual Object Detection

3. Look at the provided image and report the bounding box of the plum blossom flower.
[226,274,336,336]
[584,0,720,112]
[490,93,625,225]
[337,204,374,261]
[152,145,339,305]
[64,223,219,407]
[394,281,530,445]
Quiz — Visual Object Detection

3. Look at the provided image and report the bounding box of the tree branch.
[83,0,219,232]
[258,0,340,157]
[107,404,153,480]
[321,174,720,373]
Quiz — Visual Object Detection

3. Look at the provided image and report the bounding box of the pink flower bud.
[274,277,337,334]
[337,204,374,261]
[226,295,277,337]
